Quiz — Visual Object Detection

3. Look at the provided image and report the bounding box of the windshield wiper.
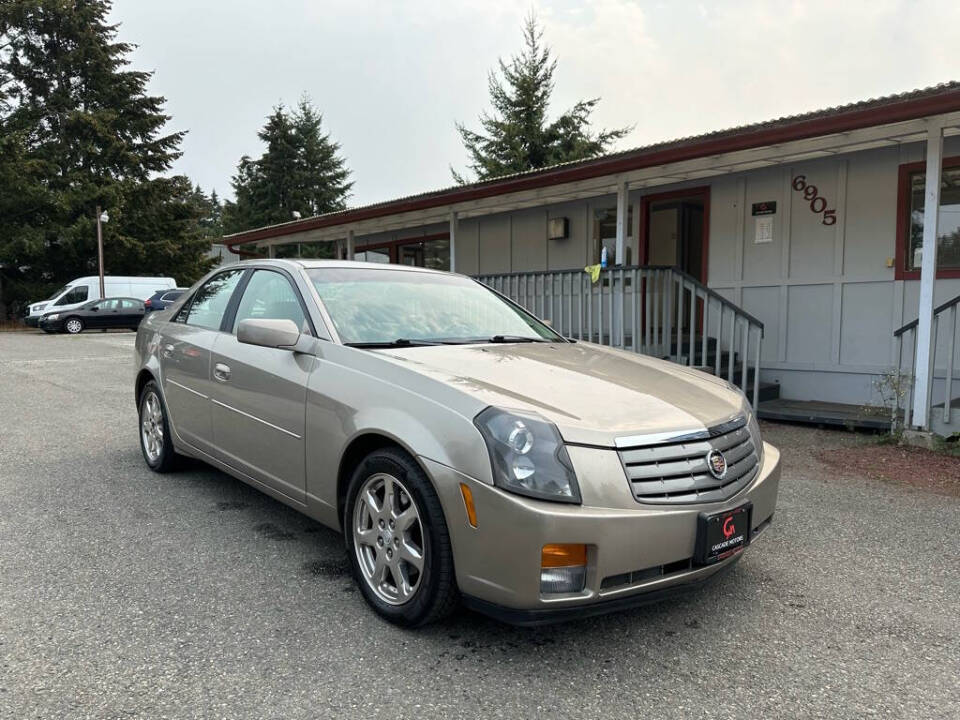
[344,338,444,349]
[487,335,550,343]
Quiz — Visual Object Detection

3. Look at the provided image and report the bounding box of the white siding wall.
[709,136,960,405]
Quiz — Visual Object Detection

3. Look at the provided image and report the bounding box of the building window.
[592,206,633,265]
[894,156,960,280]
[900,160,960,273]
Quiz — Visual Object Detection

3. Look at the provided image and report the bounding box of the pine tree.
[454,14,630,183]
[223,98,352,234]
[0,0,215,316]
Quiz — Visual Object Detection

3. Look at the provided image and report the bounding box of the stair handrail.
[894,291,960,337]
[476,264,765,334]
[665,266,764,336]
[893,291,960,430]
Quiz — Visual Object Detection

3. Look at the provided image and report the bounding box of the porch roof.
[225,81,960,250]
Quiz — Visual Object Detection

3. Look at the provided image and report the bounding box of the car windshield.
[47,285,70,300]
[307,267,562,345]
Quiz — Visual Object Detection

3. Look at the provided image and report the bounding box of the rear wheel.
[64,317,84,334]
[344,448,458,626]
[138,380,178,472]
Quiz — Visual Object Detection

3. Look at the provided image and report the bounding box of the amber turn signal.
[459,483,478,528]
[540,543,587,568]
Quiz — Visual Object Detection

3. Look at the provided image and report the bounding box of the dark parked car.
[144,287,188,312]
[40,297,145,334]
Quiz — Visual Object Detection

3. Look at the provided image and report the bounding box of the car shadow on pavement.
[166,454,747,653]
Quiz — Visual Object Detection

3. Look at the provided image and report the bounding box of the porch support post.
[346,230,355,261]
[449,210,458,272]
[615,179,629,266]
[267,244,276,259]
[911,119,945,429]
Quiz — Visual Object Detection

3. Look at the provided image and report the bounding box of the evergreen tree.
[223,98,352,234]
[454,14,630,183]
[0,0,215,316]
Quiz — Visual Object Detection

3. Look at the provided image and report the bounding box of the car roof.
[240,258,460,277]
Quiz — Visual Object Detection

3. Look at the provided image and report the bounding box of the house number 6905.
[791,175,837,225]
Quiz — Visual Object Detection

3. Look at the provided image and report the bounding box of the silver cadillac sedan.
[135,260,780,626]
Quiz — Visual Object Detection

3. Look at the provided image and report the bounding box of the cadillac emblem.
[706,448,728,480]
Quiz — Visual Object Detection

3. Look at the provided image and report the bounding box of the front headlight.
[45,313,59,320]
[474,407,581,504]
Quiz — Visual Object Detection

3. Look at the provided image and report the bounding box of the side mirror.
[90,306,99,312]
[237,318,301,350]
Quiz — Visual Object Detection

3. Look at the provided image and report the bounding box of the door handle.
[214,363,231,382]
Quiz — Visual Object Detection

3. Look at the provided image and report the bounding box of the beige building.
[225,83,960,436]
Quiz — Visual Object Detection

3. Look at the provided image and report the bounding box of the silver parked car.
[135,260,781,626]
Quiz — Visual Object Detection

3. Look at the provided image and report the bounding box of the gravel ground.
[0,332,958,720]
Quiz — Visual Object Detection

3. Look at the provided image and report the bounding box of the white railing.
[475,265,765,408]
[894,292,960,429]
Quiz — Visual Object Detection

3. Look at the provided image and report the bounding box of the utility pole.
[96,206,106,299]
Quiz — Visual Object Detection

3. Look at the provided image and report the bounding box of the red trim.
[225,87,960,249]
[353,231,450,263]
[894,155,960,280]
[639,186,711,283]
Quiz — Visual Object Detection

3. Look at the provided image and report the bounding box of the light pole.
[96,207,109,299]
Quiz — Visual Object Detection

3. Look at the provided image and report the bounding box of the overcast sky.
[110,0,960,208]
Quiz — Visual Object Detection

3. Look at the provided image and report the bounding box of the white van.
[26,276,177,326]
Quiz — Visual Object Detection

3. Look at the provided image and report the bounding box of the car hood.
[376,342,746,447]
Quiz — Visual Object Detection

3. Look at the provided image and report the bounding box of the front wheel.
[64,317,84,334]
[138,380,179,472]
[344,448,458,626]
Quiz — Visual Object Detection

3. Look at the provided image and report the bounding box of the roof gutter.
[225,87,960,249]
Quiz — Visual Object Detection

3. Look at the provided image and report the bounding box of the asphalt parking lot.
[1,332,958,719]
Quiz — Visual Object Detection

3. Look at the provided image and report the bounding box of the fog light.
[540,543,587,594]
[540,566,586,594]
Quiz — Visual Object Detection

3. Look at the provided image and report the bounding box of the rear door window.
[178,270,244,330]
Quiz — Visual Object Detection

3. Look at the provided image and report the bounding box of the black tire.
[138,380,179,473]
[63,317,84,334]
[344,447,458,627]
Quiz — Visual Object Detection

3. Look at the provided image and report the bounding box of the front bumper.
[38,317,64,332]
[462,554,742,626]
[424,441,780,622]
[25,316,40,328]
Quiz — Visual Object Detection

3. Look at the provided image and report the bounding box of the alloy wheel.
[140,391,164,463]
[352,472,425,605]
[65,318,83,334]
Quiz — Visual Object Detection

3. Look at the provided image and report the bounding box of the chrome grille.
[618,416,760,504]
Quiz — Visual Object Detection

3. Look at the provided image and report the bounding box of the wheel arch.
[135,368,158,407]
[336,432,433,526]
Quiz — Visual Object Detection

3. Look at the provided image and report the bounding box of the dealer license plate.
[694,503,752,565]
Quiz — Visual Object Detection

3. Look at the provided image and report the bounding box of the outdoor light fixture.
[99,211,109,223]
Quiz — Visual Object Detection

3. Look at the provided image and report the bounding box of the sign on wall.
[755,216,774,244]
[752,200,776,243]
[791,175,837,225]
